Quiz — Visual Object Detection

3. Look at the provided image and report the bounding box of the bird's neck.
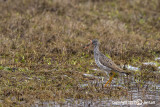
[94,45,99,53]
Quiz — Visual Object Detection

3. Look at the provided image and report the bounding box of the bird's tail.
[118,69,132,75]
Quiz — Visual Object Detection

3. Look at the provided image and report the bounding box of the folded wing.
[99,53,128,74]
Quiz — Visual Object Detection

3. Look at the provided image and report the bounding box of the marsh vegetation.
[0,0,160,106]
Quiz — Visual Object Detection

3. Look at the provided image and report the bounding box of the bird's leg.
[104,72,115,87]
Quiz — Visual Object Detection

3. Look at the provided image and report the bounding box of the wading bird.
[85,39,130,87]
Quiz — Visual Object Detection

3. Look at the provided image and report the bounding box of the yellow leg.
[104,72,115,87]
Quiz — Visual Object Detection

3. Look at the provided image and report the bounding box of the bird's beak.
[84,40,92,49]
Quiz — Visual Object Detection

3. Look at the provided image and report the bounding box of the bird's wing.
[99,52,127,74]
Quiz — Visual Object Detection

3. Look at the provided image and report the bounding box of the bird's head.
[84,39,99,49]
[92,39,99,46]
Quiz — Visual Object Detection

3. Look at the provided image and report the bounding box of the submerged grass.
[0,0,160,106]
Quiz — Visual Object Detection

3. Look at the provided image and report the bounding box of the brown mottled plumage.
[91,39,129,74]
[85,39,130,87]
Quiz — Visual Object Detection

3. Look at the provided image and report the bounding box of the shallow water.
[32,88,160,106]
[155,57,160,61]
[32,74,160,107]
[124,65,140,71]
[32,59,160,107]
[143,62,158,66]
